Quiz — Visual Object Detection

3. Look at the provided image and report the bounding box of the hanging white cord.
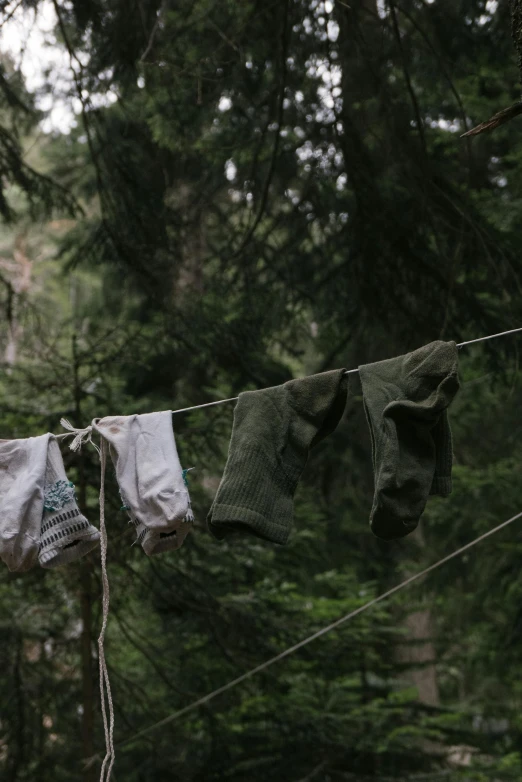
[55,419,112,775]
[170,326,522,415]
[97,437,116,781]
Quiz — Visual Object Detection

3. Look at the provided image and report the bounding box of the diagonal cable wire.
[107,508,522,752]
[79,323,522,769]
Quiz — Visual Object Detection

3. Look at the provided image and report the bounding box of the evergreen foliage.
[1,1,522,780]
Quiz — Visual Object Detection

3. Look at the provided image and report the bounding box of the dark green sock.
[207,369,348,544]
[358,340,460,540]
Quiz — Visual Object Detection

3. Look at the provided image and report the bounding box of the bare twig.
[461,102,522,137]
[231,0,290,257]
[140,3,164,62]
[389,0,426,152]
[0,0,24,29]
[293,759,329,782]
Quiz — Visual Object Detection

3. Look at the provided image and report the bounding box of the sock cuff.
[430,475,452,497]
[39,531,100,568]
[38,500,100,568]
[128,502,193,556]
[208,445,296,544]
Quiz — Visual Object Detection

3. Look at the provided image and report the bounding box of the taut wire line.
[170,326,522,416]
[107,508,522,752]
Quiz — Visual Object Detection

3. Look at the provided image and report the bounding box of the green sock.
[208,369,348,544]
[358,340,460,540]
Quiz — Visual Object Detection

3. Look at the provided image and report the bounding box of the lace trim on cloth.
[43,479,77,512]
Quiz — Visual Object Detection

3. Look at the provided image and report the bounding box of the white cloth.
[130,507,192,555]
[38,438,100,568]
[0,434,99,571]
[93,412,192,555]
[0,433,49,572]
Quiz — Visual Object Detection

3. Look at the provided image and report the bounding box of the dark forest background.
[2,0,522,780]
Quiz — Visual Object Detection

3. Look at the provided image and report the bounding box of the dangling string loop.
[59,418,101,455]
[98,438,116,781]
[58,421,115,776]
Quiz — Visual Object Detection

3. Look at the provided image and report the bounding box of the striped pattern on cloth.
[38,440,100,568]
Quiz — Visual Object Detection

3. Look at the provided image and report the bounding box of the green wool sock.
[207,369,348,544]
[358,340,460,541]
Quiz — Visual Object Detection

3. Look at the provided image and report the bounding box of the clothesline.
[67,323,522,777]
[92,506,522,755]
[169,326,522,415]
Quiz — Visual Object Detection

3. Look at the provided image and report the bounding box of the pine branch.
[460,102,522,137]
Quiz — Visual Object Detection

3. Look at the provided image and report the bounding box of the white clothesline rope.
[97,438,115,781]
[105,507,522,752]
[169,326,522,415]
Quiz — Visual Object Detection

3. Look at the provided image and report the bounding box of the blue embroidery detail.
[43,480,76,512]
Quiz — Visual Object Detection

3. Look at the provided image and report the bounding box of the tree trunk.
[0,233,33,368]
[395,525,440,707]
[396,607,440,706]
[72,333,96,782]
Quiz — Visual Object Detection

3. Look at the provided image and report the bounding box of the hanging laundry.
[207,369,348,544]
[93,411,193,554]
[0,433,100,571]
[358,340,460,541]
